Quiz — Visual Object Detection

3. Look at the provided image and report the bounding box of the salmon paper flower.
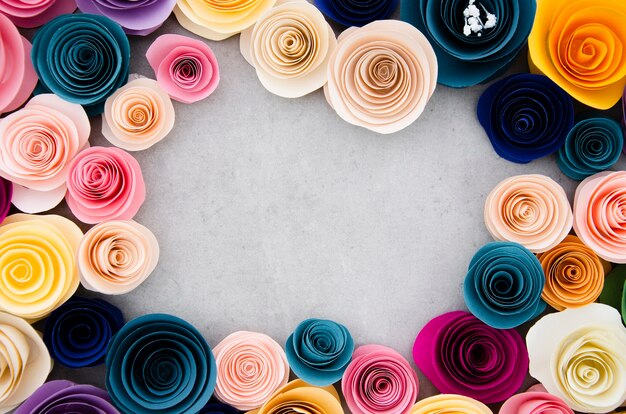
[247,380,344,414]
[324,20,437,134]
[0,0,76,28]
[16,381,120,414]
[76,0,176,35]
[528,0,626,109]
[500,391,574,414]
[409,395,492,414]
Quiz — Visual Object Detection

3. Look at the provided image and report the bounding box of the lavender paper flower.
[76,0,176,35]
[16,381,120,414]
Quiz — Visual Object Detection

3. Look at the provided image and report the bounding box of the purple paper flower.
[75,0,176,35]
[15,381,120,414]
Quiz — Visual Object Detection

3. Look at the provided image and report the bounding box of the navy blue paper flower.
[199,403,241,414]
[106,313,216,414]
[314,0,398,27]
[556,117,623,181]
[401,0,536,87]
[31,14,130,116]
[464,241,546,329]
[477,74,574,163]
[43,297,124,368]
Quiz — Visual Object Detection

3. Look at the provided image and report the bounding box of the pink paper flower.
[500,391,574,414]
[0,0,76,28]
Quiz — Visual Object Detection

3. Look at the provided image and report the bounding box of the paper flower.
[0,312,51,414]
[484,174,572,253]
[240,0,337,98]
[527,303,626,413]
[174,0,276,41]
[213,331,289,411]
[31,13,130,116]
[557,117,623,181]
[76,0,176,35]
[15,381,119,414]
[464,241,546,329]
[0,94,90,213]
[413,311,527,404]
[43,297,124,368]
[0,214,82,321]
[106,313,216,413]
[102,76,175,151]
[248,379,343,414]
[285,318,354,386]
[409,394,492,414]
[401,0,536,87]
[599,265,626,324]
[500,391,574,414]
[0,0,76,28]
[0,178,11,223]
[324,20,437,134]
[528,0,626,109]
[477,74,574,163]
[0,14,37,115]
[78,220,159,295]
[573,171,626,263]
[66,146,146,224]
[146,34,219,104]
[199,403,240,414]
[314,0,397,27]
[342,344,418,414]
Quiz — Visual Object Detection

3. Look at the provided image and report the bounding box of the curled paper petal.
[409,394,492,414]
[146,34,219,104]
[401,0,536,87]
[174,0,277,41]
[342,344,418,414]
[200,403,241,414]
[0,0,76,28]
[105,313,216,414]
[213,331,289,411]
[557,118,623,180]
[247,379,343,414]
[31,13,130,116]
[0,312,51,414]
[0,14,37,115]
[528,0,626,109]
[537,234,608,311]
[598,265,626,324]
[240,0,337,98]
[103,77,175,151]
[66,146,146,224]
[285,318,354,386]
[15,380,119,414]
[526,303,626,413]
[78,220,159,295]
[413,311,527,404]
[0,179,11,223]
[573,171,626,263]
[464,241,546,329]
[314,0,397,27]
[0,214,82,321]
[43,296,124,368]
[477,74,574,164]
[76,0,176,35]
[484,174,573,253]
[500,391,574,414]
[324,20,437,134]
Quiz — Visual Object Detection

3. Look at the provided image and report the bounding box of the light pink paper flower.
[0,0,76,28]
[500,391,574,414]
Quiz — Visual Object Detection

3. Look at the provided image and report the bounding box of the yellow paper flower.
[409,394,493,414]
[528,0,626,109]
[246,379,343,414]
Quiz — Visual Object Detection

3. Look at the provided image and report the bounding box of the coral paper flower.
[76,0,176,35]
[409,395,492,414]
[248,379,343,414]
[15,381,120,414]
[500,391,574,414]
[0,0,76,28]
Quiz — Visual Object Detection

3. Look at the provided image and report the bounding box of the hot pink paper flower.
[0,0,76,28]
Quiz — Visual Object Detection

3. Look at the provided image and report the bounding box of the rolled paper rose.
[213,331,289,411]
[599,265,626,324]
[537,235,608,311]
[174,0,276,41]
[0,0,76,28]
[31,14,130,116]
[285,318,354,386]
[102,76,175,151]
[401,0,536,87]
[15,380,119,414]
[0,178,11,223]
[0,94,90,213]
[0,214,82,321]
[528,0,626,109]
[199,403,241,414]
[66,146,146,224]
[0,312,51,414]
[623,87,626,147]
[464,241,546,329]
[76,0,176,35]
[239,0,337,98]
[78,220,159,295]
[527,303,626,413]
[314,0,397,27]
[324,20,437,134]
[106,313,216,413]
[146,34,219,104]
[477,74,574,163]
[0,14,37,115]
[557,118,623,181]
[573,171,626,263]
[500,391,574,414]
[484,174,573,253]
[342,344,418,414]
[247,379,344,414]
[43,296,124,368]
[409,394,492,414]
[413,311,527,404]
